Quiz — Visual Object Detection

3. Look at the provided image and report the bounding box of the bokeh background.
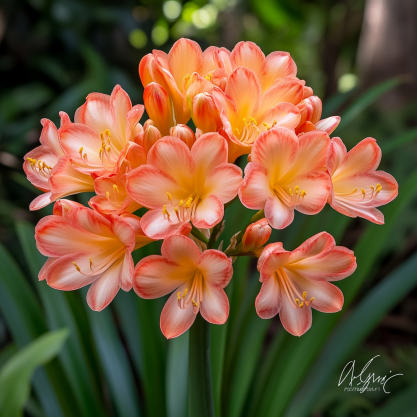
[1,0,417,416]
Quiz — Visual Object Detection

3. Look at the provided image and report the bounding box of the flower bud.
[241,218,271,255]
[192,93,220,133]
[170,124,195,149]
[297,96,322,126]
[143,124,162,154]
[143,83,174,136]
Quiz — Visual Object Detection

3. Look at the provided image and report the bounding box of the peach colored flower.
[214,41,298,92]
[240,218,271,256]
[36,200,152,311]
[23,118,94,210]
[327,137,398,224]
[126,133,242,239]
[89,142,146,218]
[295,96,340,135]
[239,127,331,229]
[59,85,144,175]
[212,69,302,162]
[139,39,221,128]
[134,235,232,339]
[256,232,356,336]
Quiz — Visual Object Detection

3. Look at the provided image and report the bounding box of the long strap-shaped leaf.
[283,251,417,416]
[15,221,105,417]
[0,244,67,417]
[0,329,69,417]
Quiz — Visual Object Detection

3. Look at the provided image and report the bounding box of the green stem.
[188,314,215,417]
[191,225,209,245]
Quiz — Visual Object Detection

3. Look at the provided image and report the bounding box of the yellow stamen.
[361,188,366,198]
[105,129,111,137]
[179,200,184,207]
[184,197,193,208]
[177,291,181,300]
[166,192,172,201]
[113,184,119,193]
[106,191,110,200]
[234,127,240,136]
[72,262,80,272]
[262,122,271,130]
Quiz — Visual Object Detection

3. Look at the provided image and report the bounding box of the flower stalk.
[188,314,215,417]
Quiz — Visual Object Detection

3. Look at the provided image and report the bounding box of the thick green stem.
[188,314,215,417]
[191,225,209,245]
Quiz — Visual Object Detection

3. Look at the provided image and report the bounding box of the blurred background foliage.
[1,0,417,416]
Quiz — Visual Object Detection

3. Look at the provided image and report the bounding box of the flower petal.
[192,194,224,229]
[255,276,282,319]
[284,171,331,215]
[30,192,53,211]
[134,255,193,299]
[191,132,228,181]
[262,51,297,91]
[39,118,64,156]
[147,137,195,190]
[140,207,188,240]
[161,235,201,268]
[333,138,381,180]
[239,162,273,210]
[110,85,132,148]
[288,232,335,264]
[197,250,232,288]
[230,41,265,75]
[315,116,340,135]
[327,137,347,176]
[224,67,262,123]
[168,38,203,90]
[279,292,312,336]
[285,271,344,313]
[264,195,295,229]
[45,253,97,291]
[160,290,197,339]
[257,242,285,272]
[86,259,124,311]
[200,287,229,324]
[257,77,304,118]
[126,165,184,208]
[251,127,299,180]
[203,163,242,203]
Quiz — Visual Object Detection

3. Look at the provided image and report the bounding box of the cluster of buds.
[25,39,398,338]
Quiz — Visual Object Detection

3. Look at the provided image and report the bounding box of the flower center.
[105,184,126,206]
[273,184,307,207]
[26,158,52,178]
[234,117,261,145]
[275,269,314,309]
[335,183,382,204]
[161,192,200,223]
[177,270,204,314]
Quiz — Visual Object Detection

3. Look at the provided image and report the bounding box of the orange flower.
[36,200,153,311]
[59,85,144,175]
[126,133,242,239]
[23,118,94,210]
[89,143,146,218]
[239,127,331,229]
[256,232,356,336]
[134,235,232,339]
[295,96,340,135]
[327,137,398,223]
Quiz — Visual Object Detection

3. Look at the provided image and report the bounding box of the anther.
[72,262,81,272]
[166,192,172,201]
[106,191,110,200]
[113,184,119,193]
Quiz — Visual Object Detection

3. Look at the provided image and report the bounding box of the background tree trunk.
[357,0,417,108]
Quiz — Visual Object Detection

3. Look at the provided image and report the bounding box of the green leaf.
[83,294,142,417]
[339,77,403,128]
[0,329,69,417]
[380,127,417,153]
[283,251,417,416]
[15,221,105,417]
[0,244,66,417]
[368,380,417,417]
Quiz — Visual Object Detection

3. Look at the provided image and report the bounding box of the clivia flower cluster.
[26,39,398,338]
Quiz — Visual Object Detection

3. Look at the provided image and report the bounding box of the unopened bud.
[170,124,195,149]
[144,125,162,154]
[241,218,271,255]
[192,93,220,133]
